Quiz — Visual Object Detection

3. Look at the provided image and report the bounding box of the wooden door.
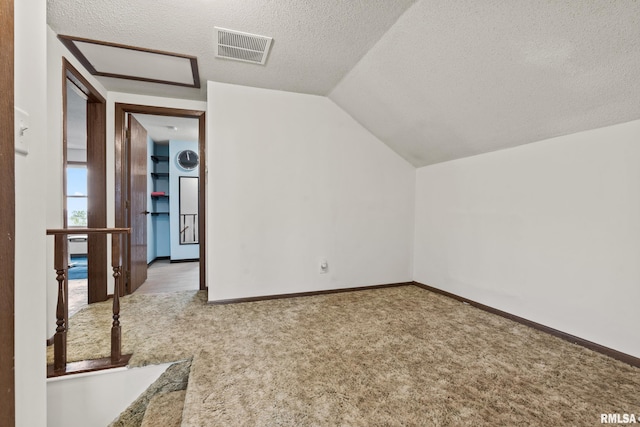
[86,100,107,302]
[127,114,148,292]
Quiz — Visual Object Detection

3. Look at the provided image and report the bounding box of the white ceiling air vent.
[214,27,273,65]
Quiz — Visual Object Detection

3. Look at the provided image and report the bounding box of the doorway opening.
[115,104,206,294]
[62,59,107,318]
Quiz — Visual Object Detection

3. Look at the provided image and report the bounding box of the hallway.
[68,260,199,316]
[135,260,199,294]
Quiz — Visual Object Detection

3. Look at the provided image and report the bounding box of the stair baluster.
[111,233,122,363]
[47,228,132,377]
[53,234,67,373]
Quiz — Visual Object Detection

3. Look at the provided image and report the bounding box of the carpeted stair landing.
[140,390,186,427]
[109,359,191,427]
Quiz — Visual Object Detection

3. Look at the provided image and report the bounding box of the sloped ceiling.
[48,0,640,167]
[330,0,640,166]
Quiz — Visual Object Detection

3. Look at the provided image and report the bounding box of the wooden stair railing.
[46,228,132,377]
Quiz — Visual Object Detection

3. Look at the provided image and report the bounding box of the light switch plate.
[15,107,30,155]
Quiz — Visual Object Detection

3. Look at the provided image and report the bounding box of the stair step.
[108,359,192,427]
[179,352,206,427]
[141,390,186,427]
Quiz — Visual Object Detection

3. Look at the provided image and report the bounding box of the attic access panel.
[214,27,273,65]
[58,35,200,88]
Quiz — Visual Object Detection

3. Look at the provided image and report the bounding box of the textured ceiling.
[47,0,416,99]
[48,0,640,167]
[330,0,640,166]
[133,114,199,145]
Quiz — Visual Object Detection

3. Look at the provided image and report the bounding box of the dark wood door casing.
[0,0,15,424]
[62,59,108,303]
[114,103,207,292]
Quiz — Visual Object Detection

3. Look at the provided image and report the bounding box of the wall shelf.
[149,148,172,261]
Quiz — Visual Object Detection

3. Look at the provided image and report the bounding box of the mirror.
[179,176,199,244]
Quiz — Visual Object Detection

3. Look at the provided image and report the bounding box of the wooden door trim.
[0,0,15,424]
[115,103,207,292]
[63,58,106,103]
[62,58,108,303]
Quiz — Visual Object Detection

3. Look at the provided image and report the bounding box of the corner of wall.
[207,82,415,300]
[412,120,640,358]
[15,0,48,425]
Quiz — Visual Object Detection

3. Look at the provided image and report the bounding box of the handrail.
[47,227,131,235]
[47,227,131,377]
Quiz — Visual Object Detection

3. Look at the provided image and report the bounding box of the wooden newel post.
[53,234,68,372]
[111,233,122,363]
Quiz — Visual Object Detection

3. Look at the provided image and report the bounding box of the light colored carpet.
[51,286,639,426]
[140,390,186,427]
[109,359,191,427]
[68,279,88,317]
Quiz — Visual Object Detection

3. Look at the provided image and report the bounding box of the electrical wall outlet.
[319,259,328,274]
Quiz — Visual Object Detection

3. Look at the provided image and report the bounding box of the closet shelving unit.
[150,155,170,216]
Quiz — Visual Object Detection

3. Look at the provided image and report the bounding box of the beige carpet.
[68,279,88,317]
[108,359,191,427]
[140,390,186,427]
[51,286,639,426]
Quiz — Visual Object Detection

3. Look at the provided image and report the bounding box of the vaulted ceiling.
[48,0,640,166]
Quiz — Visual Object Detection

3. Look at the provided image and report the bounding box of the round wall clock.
[177,149,199,170]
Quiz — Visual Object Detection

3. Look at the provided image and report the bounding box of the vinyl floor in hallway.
[68,260,199,316]
[135,260,199,294]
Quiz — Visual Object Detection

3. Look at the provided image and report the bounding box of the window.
[67,165,88,227]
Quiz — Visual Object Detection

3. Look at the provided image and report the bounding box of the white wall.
[414,120,640,358]
[47,364,169,427]
[207,82,415,301]
[14,1,48,425]
[169,140,200,260]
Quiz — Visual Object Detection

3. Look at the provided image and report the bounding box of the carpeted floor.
[50,286,640,426]
[109,359,192,427]
[68,279,88,317]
